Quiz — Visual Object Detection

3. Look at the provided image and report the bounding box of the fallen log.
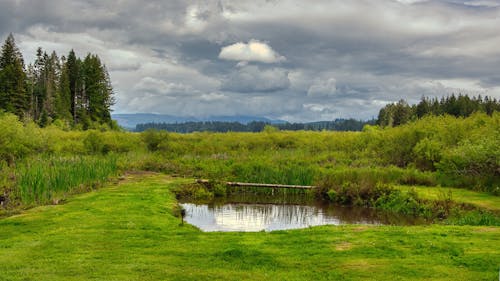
[196,179,317,189]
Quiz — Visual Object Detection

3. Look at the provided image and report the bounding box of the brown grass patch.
[473,227,500,233]
[352,226,371,232]
[335,241,352,251]
[341,260,378,270]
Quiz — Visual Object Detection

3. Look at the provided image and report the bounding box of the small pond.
[179,195,426,232]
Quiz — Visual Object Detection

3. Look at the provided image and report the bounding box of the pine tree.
[0,34,28,117]
[81,53,114,126]
[54,55,72,120]
[66,49,80,123]
[416,96,430,118]
[1,34,116,128]
[30,47,46,120]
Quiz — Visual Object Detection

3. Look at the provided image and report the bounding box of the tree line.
[378,94,500,127]
[0,34,115,128]
[135,119,375,133]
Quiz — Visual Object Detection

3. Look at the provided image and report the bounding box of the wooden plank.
[196,179,317,189]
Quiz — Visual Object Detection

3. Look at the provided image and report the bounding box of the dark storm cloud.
[1,0,499,121]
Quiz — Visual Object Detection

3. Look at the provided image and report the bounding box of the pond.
[179,195,426,232]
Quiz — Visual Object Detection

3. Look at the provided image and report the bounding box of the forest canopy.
[0,34,115,129]
[135,119,375,133]
[377,94,500,127]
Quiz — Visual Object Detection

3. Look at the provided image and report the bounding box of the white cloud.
[219,40,285,63]
[307,78,337,97]
[395,0,429,4]
[464,1,500,7]
[200,92,227,101]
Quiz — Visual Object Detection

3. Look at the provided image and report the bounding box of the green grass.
[395,185,500,212]
[0,173,498,281]
[15,155,119,205]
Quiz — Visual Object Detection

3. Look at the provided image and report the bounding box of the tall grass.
[231,162,316,185]
[16,155,119,205]
[1,112,499,210]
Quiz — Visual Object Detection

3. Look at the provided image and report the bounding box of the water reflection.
[180,201,425,232]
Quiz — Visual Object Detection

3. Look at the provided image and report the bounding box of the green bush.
[437,135,500,193]
[0,113,47,164]
[142,129,169,152]
[84,131,107,154]
[446,210,500,226]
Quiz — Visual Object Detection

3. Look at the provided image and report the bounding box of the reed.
[16,155,119,205]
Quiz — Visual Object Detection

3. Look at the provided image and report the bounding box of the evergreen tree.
[416,96,430,118]
[1,34,117,128]
[66,49,80,123]
[378,94,500,127]
[81,54,114,126]
[55,55,72,120]
[0,34,28,117]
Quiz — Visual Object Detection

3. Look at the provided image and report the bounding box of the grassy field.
[395,185,500,212]
[0,173,498,281]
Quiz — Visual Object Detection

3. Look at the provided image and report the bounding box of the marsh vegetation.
[1,111,498,225]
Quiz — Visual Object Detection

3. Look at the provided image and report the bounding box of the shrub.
[446,210,500,226]
[437,135,500,193]
[142,129,169,152]
[83,131,107,154]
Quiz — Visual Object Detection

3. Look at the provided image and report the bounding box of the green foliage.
[0,113,46,164]
[378,99,414,127]
[231,162,316,185]
[316,176,489,222]
[263,124,279,133]
[0,34,115,128]
[142,129,169,152]
[1,111,498,217]
[138,119,377,133]
[437,129,500,193]
[131,112,498,194]
[15,155,118,205]
[446,210,500,226]
[1,175,499,280]
[0,34,28,117]
[81,53,114,124]
[212,182,228,197]
[413,138,443,170]
[172,183,213,201]
[83,131,107,154]
[378,94,500,127]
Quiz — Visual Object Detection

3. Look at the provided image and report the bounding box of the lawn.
[0,173,498,281]
[395,185,500,212]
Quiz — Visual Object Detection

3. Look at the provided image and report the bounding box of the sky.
[1,0,499,122]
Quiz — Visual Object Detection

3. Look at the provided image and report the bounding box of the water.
[180,198,425,232]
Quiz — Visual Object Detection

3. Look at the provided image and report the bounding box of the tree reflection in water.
[180,200,425,232]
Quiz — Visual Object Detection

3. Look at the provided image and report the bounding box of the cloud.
[464,1,500,7]
[219,40,285,63]
[221,65,290,93]
[200,92,227,101]
[395,0,429,4]
[307,78,337,97]
[2,0,500,121]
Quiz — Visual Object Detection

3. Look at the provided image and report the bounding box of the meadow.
[0,111,499,279]
[0,173,498,280]
[1,111,498,217]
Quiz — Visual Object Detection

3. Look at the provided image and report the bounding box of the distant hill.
[112,113,284,130]
[135,118,376,133]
